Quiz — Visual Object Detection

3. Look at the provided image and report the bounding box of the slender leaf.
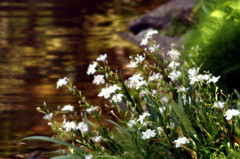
[84,113,93,137]
[165,94,196,136]
[234,89,240,99]
[177,92,184,112]
[22,136,86,153]
[106,119,131,137]
[50,155,83,159]
[45,149,70,155]
[144,95,157,122]
[234,89,240,110]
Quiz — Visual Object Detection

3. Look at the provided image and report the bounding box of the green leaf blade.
[22,136,86,153]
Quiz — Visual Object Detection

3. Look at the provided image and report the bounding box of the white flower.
[162,96,168,103]
[152,89,157,95]
[168,70,181,81]
[140,29,158,46]
[177,86,189,93]
[93,75,105,85]
[224,109,240,120]
[112,94,124,103]
[146,29,158,37]
[108,84,121,93]
[140,38,148,46]
[86,106,98,114]
[208,76,220,83]
[127,61,137,68]
[189,76,199,85]
[227,142,230,147]
[77,122,88,133]
[188,68,199,77]
[140,90,148,97]
[142,129,156,140]
[149,72,162,82]
[197,74,210,84]
[61,104,74,111]
[135,80,147,90]
[98,85,121,99]
[63,121,76,132]
[127,73,145,88]
[43,113,53,120]
[87,62,97,75]
[213,101,225,109]
[158,127,164,135]
[93,136,102,143]
[168,61,180,70]
[129,74,144,83]
[170,122,175,128]
[127,119,137,128]
[98,87,111,99]
[96,54,107,62]
[167,49,180,60]
[56,77,68,89]
[135,54,145,63]
[202,74,211,81]
[159,107,165,114]
[148,44,160,53]
[137,112,150,124]
[174,136,190,148]
[85,154,93,159]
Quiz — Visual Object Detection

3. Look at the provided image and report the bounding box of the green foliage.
[183,0,240,92]
[164,19,192,37]
[211,149,240,159]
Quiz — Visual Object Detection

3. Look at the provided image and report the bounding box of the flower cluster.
[61,104,74,111]
[174,137,190,148]
[62,121,88,133]
[224,109,240,120]
[126,73,147,90]
[33,30,240,159]
[127,54,145,68]
[140,29,158,46]
[142,129,156,139]
[98,84,122,99]
[188,67,220,85]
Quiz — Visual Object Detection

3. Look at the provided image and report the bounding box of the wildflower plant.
[23,30,240,159]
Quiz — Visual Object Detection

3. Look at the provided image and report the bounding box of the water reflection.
[0,0,166,158]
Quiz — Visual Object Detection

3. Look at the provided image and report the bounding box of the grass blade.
[165,94,196,136]
[144,95,157,122]
[22,136,86,153]
[50,155,83,159]
[106,119,131,137]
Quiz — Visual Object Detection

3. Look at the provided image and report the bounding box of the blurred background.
[0,0,167,158]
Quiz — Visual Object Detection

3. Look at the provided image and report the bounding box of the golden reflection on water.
[0,0,167,158]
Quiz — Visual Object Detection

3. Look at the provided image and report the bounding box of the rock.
[129,0,195,34]
[119,0,195,53]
